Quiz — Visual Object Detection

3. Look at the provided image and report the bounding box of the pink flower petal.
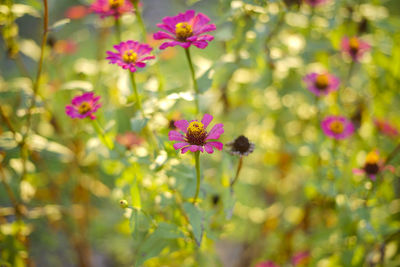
[168,130,185,141]
[173,142,189,150]
[201,114,213,129]
[206,141,223,151]
[206,123,224,140]
[174,120,189,133]
[204,144,214,154]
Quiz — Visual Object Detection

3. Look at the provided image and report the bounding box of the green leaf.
[130,177,141,210]
[49,18,70,32]
[135,223,184,266]
[183,202,204,246]
[197,68,213,93]
[130,116,149,133]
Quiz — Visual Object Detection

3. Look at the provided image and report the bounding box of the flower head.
[304,0,329,7]
[374,118,399,139]
[153,10,216,50]
[321,115,355,140]
[341,36,371,61]
[303,72,340,96]
[65,5,89,20]
[292,251,311,266]
[106,40,155,72]
[226,135,255,156]
[65,92,101,120]
[168,114,224,154]
[90,0,133,19]
[116,132,144,150]
[256,261,280,267]
[353,150,394,180]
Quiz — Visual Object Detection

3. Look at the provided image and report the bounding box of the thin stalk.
[192,151,201,204]
[91,119,114,150]
[230,156,244,187]
[315,96,321,176]
[129,72,145,118]
[129,72,158,153]
[184,48,200,115]
[115,17,122,43]
[21,0,48,181]
[384,142,400,165]
[133,1,146,39]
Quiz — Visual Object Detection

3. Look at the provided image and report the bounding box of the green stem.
[192,151,201,204]
[115,17,122,43]
[230,156,243,187]
[129,72,145,118]
[184,48,200,115]
[133,1,146,39]
[91,119,114,150]
[129,72,159,153]
[384,142,400,165]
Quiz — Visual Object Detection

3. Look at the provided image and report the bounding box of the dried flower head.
[106,40,155,72]
[226,135,255,156]
[303,72,340,97]
[65,92,101,120]
[153,10,216,50]
[321,115,355,140]
[168,114,224,154]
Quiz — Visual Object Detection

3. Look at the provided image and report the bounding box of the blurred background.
[1,0,400,266]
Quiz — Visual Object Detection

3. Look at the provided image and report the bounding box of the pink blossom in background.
[54,40,78,55]
[65,5,89,20]
[374,118,399,139]
[292,251,311,266]
[341,36,371,61]
[153,10,216,50]
[304,0,329,7]
[65,92,101,120]
[353,150,395,180]
[168,114,224,154]
[255,261,280,267]
[303,72,340,97]
[90,0,133,19]
[116,132,144,150]
[321,115,355,140]
[106,40,155,72]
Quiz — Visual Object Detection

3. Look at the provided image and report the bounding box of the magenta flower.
[65,92,101,120]
[374,118,399,139]
[303,72,340,96]
[90,0,133,19]
[255,261,280,267]
[292,251,311,266]
[353,150,394,180]
[168,114,224,154]
[153,10,216,50]
[304,0,329,7]
[341,36,371,61]
[106,40,155,72]
[321,115,355,140]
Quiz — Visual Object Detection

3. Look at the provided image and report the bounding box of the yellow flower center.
[123,50,137,63]
[175,22,193,41]
[109,0,124,9]
[330,120,344,134]
[186,121,207,145]
[78,102,91,114]
[365,151,379,164]
[349,37,359,52]
[315,74,329,90]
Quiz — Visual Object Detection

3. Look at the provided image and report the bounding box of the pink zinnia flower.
[106,40,155,72]
[116,132,144,150]
[168,114,224,154]
[304,0,329,7]
[292,251,311,266]
[353,150,394,180]
[374,118,399,139]
[153,10,216,50]
[255,261,280,267]
[90,0,133,19]
[303,72,340,96]
[341,36,371,61]
[321,115,355,140]
[65,92,101,120]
